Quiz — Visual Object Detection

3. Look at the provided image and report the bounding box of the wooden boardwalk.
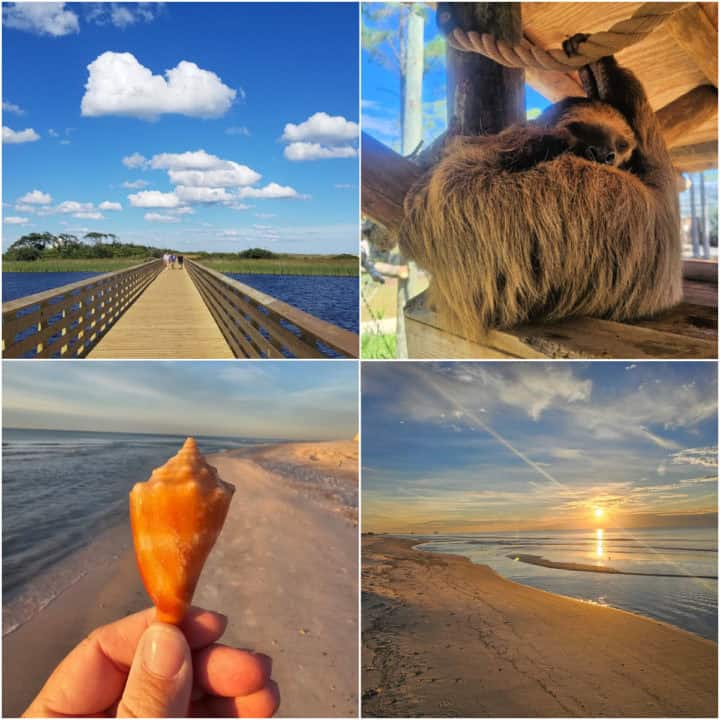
[89,267,233,359]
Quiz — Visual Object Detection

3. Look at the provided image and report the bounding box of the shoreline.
[362,535,717,717]
[3,442,358,718]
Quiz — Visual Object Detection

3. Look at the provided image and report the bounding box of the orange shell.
[129,437,234,624]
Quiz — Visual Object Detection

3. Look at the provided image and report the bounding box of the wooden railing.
[186,260,358,358]
[2,259,163,358]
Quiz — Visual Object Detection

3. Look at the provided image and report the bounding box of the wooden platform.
[89,267,233,359]
[405,273,718,360]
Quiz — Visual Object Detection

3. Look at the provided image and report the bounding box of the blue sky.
[3,360,358,439]
[363,362,718,533]
[2,2,359,253]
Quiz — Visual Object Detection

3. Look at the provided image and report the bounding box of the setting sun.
[594,507,604,519]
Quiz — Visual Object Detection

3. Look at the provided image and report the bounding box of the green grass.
[2,257,154,272]
[200,256,358,276]
[362,332,397,359]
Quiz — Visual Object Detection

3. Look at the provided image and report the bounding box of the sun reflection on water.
[595,528,604,561]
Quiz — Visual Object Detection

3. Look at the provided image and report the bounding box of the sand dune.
[3,442,358,718]
[363,536,717,718]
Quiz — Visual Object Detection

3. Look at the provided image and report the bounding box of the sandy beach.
[3,441,358,718]
[362,536,718,718]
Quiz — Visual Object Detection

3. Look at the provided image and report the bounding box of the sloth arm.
[583,55,671,193]
[448,125,573,173]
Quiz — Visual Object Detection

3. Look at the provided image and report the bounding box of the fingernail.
[142,624,187,679]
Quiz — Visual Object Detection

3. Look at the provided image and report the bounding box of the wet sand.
[362,536,717,718]
[3,442,358,718]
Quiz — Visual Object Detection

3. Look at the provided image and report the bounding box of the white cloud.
[74,211,104,220]
[150,149,229,170]
[334,184,355,190]
[81,52,236,120]
[3,2,79,36]
[174,186,233,204]
[237,183,307,200]
[4,216,29,224]
[145,212,180,223]
[168,164,260,188]
[86,2,161,28]
[122,152,148,169]
[225,126,250,136]
[281,112,358,144]
[122,179,149,189]
[99,201,122,211]
[3,126,40,143]
[2,101,24,115]
[128,190,180,208]
[671,447,717,468]
[284,142,357,161]
[625,364,637,371]
[59,139,71,145]
[169,206,194,216]
[229,203,252,211]
[56,200,94,214]
[19,190,52,205]
[48,128,59,137]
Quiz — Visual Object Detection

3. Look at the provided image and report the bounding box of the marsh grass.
[2,258,150,272]
[3,255,359,276]
[201,256,358,276]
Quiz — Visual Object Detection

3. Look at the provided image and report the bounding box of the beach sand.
[3,441,358,718]
[362,536,717,718]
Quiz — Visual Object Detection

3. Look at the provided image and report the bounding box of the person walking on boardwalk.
[178,255,184,270]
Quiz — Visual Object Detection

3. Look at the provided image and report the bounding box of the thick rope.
[449,2,692,71]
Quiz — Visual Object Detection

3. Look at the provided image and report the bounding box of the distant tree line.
[4,232,166,262]
[4,235,359,263]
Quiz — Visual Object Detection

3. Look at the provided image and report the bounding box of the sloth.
[400,39,681,338]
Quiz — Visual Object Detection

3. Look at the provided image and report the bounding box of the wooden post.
[700,171,710,259]
[440,2,525,136]
[689,176,700,258]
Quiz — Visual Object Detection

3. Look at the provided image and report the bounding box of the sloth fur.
[399,55,681,336]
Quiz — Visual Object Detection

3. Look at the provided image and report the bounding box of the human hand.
[23,606,279,718]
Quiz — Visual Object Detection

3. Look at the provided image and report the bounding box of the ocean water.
[2,428,265,628]
[416,529,718,641]
[227,274,359,334]
[2,271,101,302]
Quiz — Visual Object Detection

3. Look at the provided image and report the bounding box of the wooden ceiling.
[520,2,718,172]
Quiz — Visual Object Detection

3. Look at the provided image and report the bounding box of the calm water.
[2,271,100,302]
[227,274,358,333]
[2,428,265,619]
[3,272,358,335]
[416,529,718,641]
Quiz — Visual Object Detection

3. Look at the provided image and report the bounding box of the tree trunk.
[402,5,424,155]
[442,2,525,135]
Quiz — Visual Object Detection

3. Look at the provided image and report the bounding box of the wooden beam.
[656,84,718,148]
[441,2,525,135]
[670,140,718,173]
[361,133,422,234]
[667,4,718,87]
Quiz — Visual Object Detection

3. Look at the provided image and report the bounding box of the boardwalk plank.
[89,267,233,359]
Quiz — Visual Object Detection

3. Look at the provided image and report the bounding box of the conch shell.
[129,437,235,624]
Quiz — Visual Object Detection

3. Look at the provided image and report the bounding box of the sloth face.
[555,103,636,168]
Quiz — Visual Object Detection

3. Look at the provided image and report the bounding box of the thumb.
[117,623,192,718]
